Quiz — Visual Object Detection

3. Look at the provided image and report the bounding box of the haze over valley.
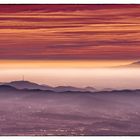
[0,80,140,135]
[0,4,140,136]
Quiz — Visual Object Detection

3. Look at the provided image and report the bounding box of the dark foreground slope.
[0,87,140,135]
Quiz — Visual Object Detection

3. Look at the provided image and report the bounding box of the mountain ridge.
[116,60,140,68]
[0,83,140,95]
[3,80,96,92]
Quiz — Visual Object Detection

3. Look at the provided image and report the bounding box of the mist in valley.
[0,88,140,135]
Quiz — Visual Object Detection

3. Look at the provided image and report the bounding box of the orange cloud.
[0,5,139,60]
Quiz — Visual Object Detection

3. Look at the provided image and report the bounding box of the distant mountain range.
[0,80,96,92]
[117,61,140,68]
[0,82,139,95]
[127,61,140,67]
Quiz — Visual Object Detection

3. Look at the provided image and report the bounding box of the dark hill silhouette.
[55,86,95,92]
[5,80,53,90]
[0,82,140,96]
[4,80,96,92]
[0,85,17,91]
[2,80,140,94]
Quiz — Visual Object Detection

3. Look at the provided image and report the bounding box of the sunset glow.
[0,5,140,89]
[0,60,134,69]
[0,5,139,60]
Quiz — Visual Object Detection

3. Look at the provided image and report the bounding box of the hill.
[4,80,96,92]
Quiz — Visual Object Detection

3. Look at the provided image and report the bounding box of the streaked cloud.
[0,4,139,60]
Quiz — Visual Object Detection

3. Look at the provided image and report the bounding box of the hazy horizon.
[0,4,140,136]
[0,60,140,90]
[0,5,140,90]
[0,5,140,91]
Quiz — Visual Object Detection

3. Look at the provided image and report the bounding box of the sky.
[0,4,140,89]
[0,4,140,61]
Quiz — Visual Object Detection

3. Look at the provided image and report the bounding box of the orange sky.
[0,5,140,89]
[0,60,134,68]
[0,5,140,88]
[0,5,140,61]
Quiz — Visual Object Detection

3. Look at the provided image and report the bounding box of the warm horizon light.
[0,5,140,136]
[0,5,140,89]
[0,60,136,69]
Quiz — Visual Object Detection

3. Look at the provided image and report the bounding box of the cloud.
[0,5,139,60]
